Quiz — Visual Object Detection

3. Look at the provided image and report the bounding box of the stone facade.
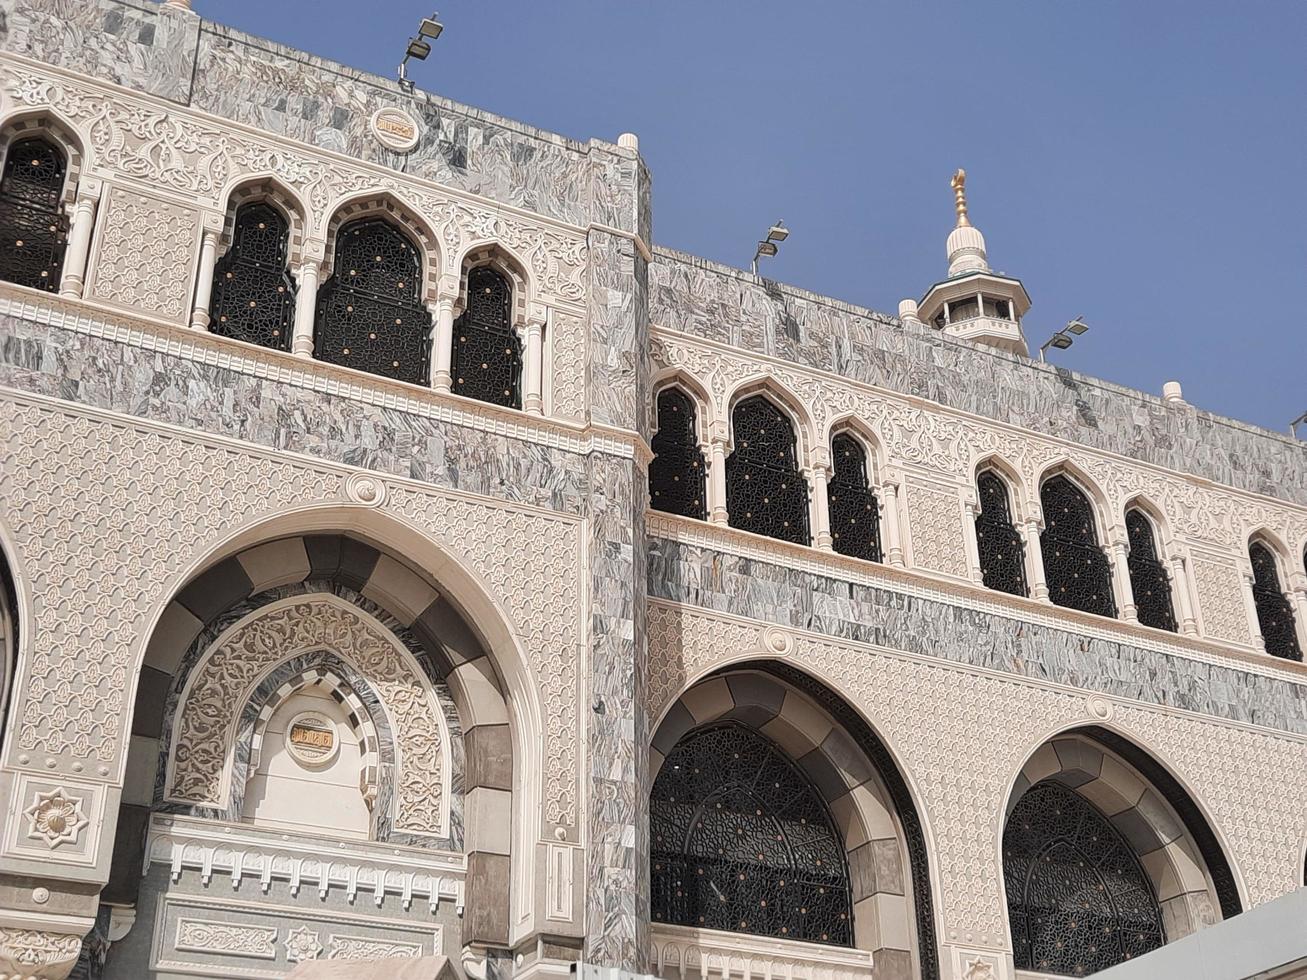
[0,3,1301,980]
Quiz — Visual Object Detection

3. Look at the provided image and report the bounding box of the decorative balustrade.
[651,924,874,980]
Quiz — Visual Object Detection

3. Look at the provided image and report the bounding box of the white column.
[432,297,456,392]
[1239,567,1264,651]
[809,446,832,550]
[189,228,220,330]
[708,422,729,526]
[1111,537,1136,622]
[1169,553,1199,636]
[291,258,320,358]
[880,478,905,568]
[1289,573,1307,655]
[1023,518,1050,601]
[523,317,544,415]
[58,186,99,299]
[962,496,984,585]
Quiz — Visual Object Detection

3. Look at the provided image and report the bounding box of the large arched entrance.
[1001,727,1241,977]
[649,661,940,980]
[98,519,530,978]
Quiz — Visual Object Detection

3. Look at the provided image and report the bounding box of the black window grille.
[1040,476,1116,617]
[975,470,1027,596]
[451,265,522,408]
[649,388,707,520]
[209,202,296,351]
[1125,509,1177,632]
[314,218,432,385]
[828,433,881,562]
[0,137,68,291]
[1249,542,1302,661]
[726,396,809,545]
[651,722,853,946]
[1005,781,1165,977]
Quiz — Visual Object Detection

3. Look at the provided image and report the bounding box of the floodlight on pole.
[752,221,788,277]
[398,12,443,91]
[1039,317,1090,362]
[1291,410,1307,439]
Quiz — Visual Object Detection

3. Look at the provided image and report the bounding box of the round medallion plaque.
[284,711,339,769]
[370,107,421,153]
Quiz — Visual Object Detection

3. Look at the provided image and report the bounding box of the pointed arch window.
[651,723,853,946]
[1125,509,1177,632]
[1005,781,1164,976]
[452,265,522,408]
[314,218,432,384]
[649,387,706,520]
[1249,542,1301,661]
[975,470,1027,596]
[726,396,809,545]
[209,202,296,351]
[0,136,68,291]
[1040,475,1116,617]
[828,432,881,562]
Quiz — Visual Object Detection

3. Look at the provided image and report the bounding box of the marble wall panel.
[646,537,1307,736]
[191,23,595,227]
[0,0,197,104]
[650,249,1307,507]
[585,451,648,971]
[0,314,589,514]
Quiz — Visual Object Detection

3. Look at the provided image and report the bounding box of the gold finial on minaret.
[950,168,970,228]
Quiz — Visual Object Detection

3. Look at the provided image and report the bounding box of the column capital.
[708,420,731,446]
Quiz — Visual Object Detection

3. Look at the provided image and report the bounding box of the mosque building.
[0,1,1303,978]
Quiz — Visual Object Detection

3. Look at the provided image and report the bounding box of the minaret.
[909,169,1031,356]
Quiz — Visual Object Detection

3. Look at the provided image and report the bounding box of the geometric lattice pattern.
[726,396,809,545]
[1248,542,1302,661]
[975,469,1027,596]
[209,203,296,351]
[1004,781,1165,977]
[314,218,432,385]
[1040,475,1117,618]
[1125,509,1176,632]
[651,723,853,946]
[828,433,881,562]
[649,387,706,520]
[0,137,67,292]
[451,265,522,408]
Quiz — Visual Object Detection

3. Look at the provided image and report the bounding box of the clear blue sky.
[194,0,1307,436]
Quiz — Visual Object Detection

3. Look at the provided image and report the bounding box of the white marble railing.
[148,814,464,913]
[651,924,874,980]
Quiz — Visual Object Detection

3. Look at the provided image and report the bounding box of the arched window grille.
[0,136,68,291]
[975,470,1027,596]
[1125,509,1176,632]
[209,202,296,351]
[1249,542,1302,661]
[1005,781,1164,977]
[314,218,432,385]
[451,265,522,408]
[726,396,809,545]
[828,433,881,562]
[651,723,853,946]
[1040,475,1116,618]
[649,388,706,520]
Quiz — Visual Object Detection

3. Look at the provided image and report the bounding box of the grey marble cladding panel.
[647,537,1307,736]
[192,24,599,228]
[650,250,1307,507]
[1,0,199,104]
[0,314,589,514]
